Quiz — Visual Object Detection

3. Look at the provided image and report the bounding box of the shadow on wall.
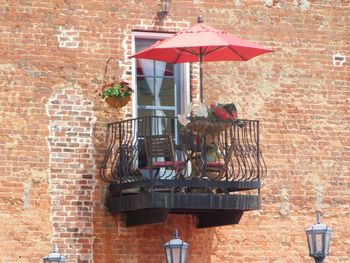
[131,214,217,263]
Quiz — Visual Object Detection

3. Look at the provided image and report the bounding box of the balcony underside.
[108,179,260,227]
[108,192,260,228]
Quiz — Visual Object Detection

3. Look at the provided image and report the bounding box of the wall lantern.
[43,244,66,263]
[159,0,172,19]
[305,212,332,263]
[164,229,189,263]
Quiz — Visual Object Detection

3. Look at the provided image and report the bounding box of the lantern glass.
[307,232,314,255]
[164,230,188,263]
[315,232,323,254]
[161,0,171,14]
[324,231,331,254]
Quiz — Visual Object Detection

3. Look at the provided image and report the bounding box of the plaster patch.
[57,26,80,49]
[248,210,262,220]
[100,186,108,208]
[10,164,47,184]
[226,61,278,118]
[30,168,47,184]
[234,0,241,6]
[22,182,31,210]
[122,31,132,80]
[0,63,16,86]
[264,0,274,7]
[296,0,310,10]
[46,83,96,262]
[264,0,283,8]
[279,188,290,215]
[2,134,21,149]
[0,63,15,71]
[302,174,324,211]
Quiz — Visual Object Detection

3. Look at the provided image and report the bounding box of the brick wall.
[0,1,349,262]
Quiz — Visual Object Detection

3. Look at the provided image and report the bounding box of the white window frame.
[131,31,190,119]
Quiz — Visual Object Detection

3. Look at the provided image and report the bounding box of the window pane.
[137,109,153,137]
[159,78,175,106]
[136,38,156,52]
[138,109,153,118]
[161,63,174,77]
[137,109,175,136]
[137,78,154,105]
[138,59,155,76]
[162,110,176,136]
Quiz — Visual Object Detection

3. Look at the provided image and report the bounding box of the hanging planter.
[101,57,132,109]
[105,95,131,108]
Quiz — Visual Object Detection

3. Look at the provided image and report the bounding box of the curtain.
[139,59,166,107]
[139,58,167,134]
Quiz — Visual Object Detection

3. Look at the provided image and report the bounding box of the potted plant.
[182,103,238,134]
[102,79,133,108]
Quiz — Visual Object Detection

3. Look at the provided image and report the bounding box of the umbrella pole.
[198,53,208,178]
[199,54,204,103]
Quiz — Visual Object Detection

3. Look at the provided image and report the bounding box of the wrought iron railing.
[100,116,266,192]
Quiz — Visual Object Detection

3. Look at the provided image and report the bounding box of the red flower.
[213,108,230,121]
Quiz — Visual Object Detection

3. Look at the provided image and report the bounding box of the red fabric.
[131,23,272,63]
[151,160,184,168]
[207,162,225,167]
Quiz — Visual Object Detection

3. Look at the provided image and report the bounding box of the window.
[131,32,190,126]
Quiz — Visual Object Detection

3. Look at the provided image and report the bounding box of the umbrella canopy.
[131,17,273,102]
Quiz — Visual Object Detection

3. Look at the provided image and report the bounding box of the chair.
[205,138,235,180]
[144,134,185,180]
[180,132,234,180]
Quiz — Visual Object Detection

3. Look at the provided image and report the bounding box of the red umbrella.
[131,17,273,102]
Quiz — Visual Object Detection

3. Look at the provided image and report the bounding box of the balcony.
[100,116,266,228]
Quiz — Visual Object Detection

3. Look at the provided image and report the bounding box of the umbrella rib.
[174,46,226,60]
[227,46,247,61]
[173,50,184,64]
[176,48,199,56]
[202,46,225,56]
[173,48,200,63]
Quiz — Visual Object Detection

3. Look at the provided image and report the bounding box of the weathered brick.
[0,0,349,263]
